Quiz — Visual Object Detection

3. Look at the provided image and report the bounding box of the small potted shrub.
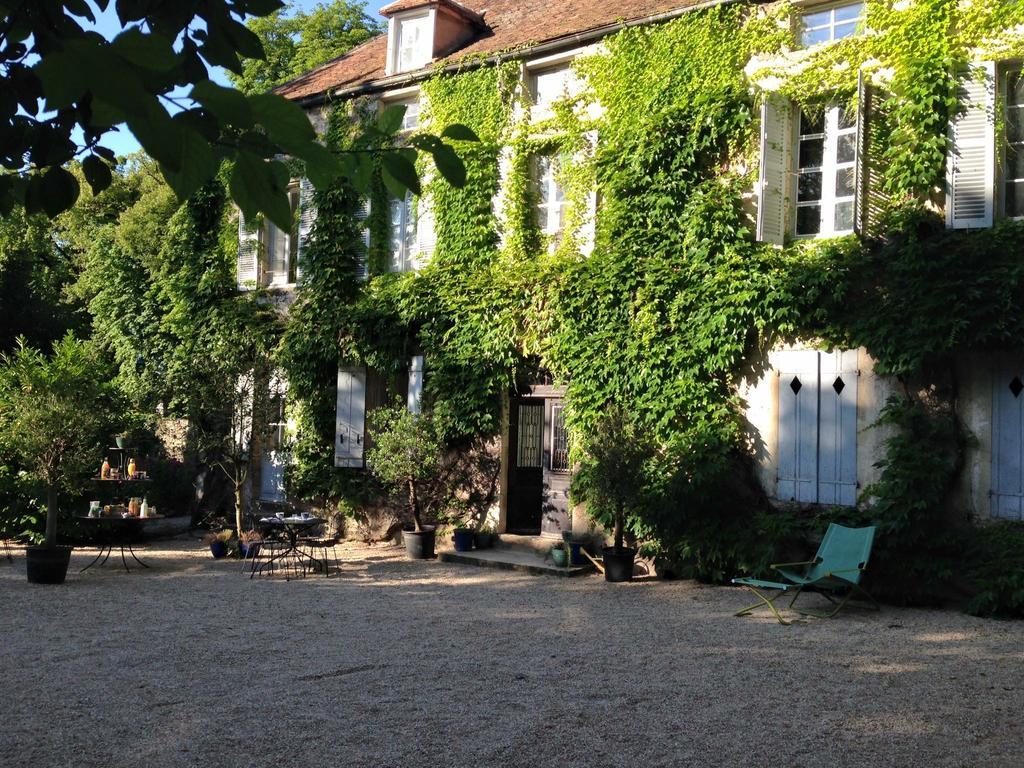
[204,530,234,559]
[572,406,653,582]
[550,542,568,567]
[238,529,262,559]
[366,404,444,560]
[474,523,496,550]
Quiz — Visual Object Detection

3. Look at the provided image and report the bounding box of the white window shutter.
[335,365,367,468]
[992,361,1024,520]
[414,195,435,269]
[355,197,371,282]
[773,350,819,503]
[407,355,424,414]
[233,372,254,452]
[855,70,868,234]
[947,62,995,229]
[237,210,259,290]
[816,350,859,506]
[757,95,792,246]
[296,177,316,283]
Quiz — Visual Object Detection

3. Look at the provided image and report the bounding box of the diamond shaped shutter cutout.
[1010,376,1024,399]
[789,376,802,395]
[833,375,845,395]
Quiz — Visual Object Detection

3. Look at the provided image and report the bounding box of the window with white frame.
[398,98,420,132]
[389,190,418,272]
[800,2,864,47]
[1004,67,1024,218]
[533,154,568,236]
[531,65,574,109]
[795,106,857,238]
[394,13,432,73]
[261,184,299,285]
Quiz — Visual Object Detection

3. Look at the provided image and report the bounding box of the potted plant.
[474,523,496,549]
[203,529,234,559]
[0,336,118,584]
[365,404,444,560]
[550,542,568,567]
[571,406,652,582]
[238,529,262,559]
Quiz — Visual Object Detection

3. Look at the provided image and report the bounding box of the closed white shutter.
[816,350,859,506]
[355,197,371,282]
[992,361,1024,520]
[757,95,792,246]
[414,195,435,269]
[947,61,996,229]
[296,177,316,283]
[335,365,367,468]
[774,350,820,503]
[237,210,259,290]
[407,355,424,414]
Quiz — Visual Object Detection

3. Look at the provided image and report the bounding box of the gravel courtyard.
[2,538,1022,768]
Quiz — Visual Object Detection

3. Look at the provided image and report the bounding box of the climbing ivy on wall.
[281,0,1024,600]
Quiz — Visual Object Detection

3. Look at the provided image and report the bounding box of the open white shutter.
[407,355,424,414]
[947,62,996,229]
[773,350,819,503]
[335,365,367,468]
[355,197,371,282]
[296,178,316,283]
[757,95,792,246]
[414,195,435,269]
[816,350,859,506]
[237,210,259,290]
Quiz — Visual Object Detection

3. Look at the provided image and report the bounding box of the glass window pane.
[802,26,831,46]
[803,10,831,27]
[800,111,825,136]
[1006,146,1024,180]
[836,167,856,197]
[798,171,822,202]
[837,106,857,130]
[834,21,858,40]
[1008,71,1024,106]
[533,66,570,106]
[834,200,855,231]
[1007,181,1024,218]
[799,138,824,168]
[796,205,822,235]
[837,133,857,163]
[1007,106,1024,142]
[834,3,863,22]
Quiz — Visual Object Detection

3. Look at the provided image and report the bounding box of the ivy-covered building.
[237,0,1024,560]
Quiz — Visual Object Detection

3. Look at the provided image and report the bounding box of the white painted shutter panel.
[992,362,1024,520]
[355,197,371,282]
[947,62,995,229]
[407,355,424,414]
[414,195,435,269]
[816,350,859,506]
[774,350,819,503]
[233,372,254,452]
[335,366,367,468]
[237,210,259,290]
[757,95,792,246]
[296,177,316,283]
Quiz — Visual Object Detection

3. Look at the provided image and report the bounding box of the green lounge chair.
[732,523,879,625]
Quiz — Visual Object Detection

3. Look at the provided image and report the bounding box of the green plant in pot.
[571,405,652,582]
[0,336,119,584]
[366,403,444,559]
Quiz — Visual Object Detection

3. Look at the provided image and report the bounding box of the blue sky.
[89,1,390,156]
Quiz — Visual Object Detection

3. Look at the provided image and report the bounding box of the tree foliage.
[229,0,380,95]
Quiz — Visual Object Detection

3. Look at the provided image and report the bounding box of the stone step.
[439,547,595,577]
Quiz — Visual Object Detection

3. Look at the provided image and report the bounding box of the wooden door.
[992,362,1024,520]
[508,398,544,533]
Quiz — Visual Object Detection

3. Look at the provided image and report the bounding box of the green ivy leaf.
[440,124,480,142]
[158,122,217,202]
[376,104,407,136]
[248,93,315,153]
[110,28,177,71]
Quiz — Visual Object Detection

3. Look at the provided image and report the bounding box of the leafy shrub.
[965,522,1024,619]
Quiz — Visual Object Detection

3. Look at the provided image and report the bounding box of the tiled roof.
[379,0,484,25]
[275,0,723,102]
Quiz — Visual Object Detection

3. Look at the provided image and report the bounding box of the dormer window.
[395,13,432,73]
[800,2,864,47]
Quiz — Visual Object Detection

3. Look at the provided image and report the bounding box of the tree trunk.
[235,481,244,535]
[613,501,624,552]
[408,478,422,532]
[45,484,58,548]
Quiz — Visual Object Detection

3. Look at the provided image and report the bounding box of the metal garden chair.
[732,522,879,625]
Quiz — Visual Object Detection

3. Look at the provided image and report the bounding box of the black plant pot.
[474,531,494,549]
[602,547,637,583]
[26,545,73,584]
[403,526,436,559]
